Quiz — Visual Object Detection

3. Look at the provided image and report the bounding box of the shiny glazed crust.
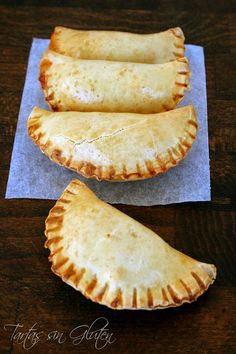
[49,26,185,64]
[39,50,190,113]
[45,179,216,310]
[28,105,198,182]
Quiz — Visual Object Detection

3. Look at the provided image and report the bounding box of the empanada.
[50,26,185,64]
[39,50,190,113]
[28,105,198,181]
[45,179,216,310]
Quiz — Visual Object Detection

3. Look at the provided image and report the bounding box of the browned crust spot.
[51,149,61,159]
[62,264,75,281]
[59,198,71,204]
[177,57,188,64]
[191,272,206,291]
[49,246,63,258]
[39,58,52,90]
[70,180,82,187]
[46,92,54,102]
[50,206,66,214]
[162,104,170,111]
[49,29,60,52]
[145,160,156,176]
[95,283,108,302]
[28,123,40,136]
[179,137,191,149]
[173,52,184,58]
[49,103,60,112]
[75,161,104,181]
[96,166,102,180]
[40,141,52,151]
[162,288,169,303]
[65,155,72,167]
[171,146,180,157]
[180,279,194,301]
[45,236,63,248]
[147,288,154,307]
[83,162,97,176]
[65,189,75,196]
[122,164,128,179]
[74,268,86,287]
[173,94,184,103]
[47,215,63,224]
[111,288,123,308]
[167,285,181,304]
[175,81,188,87]
[121,171,143,180]
[45,225,62,234]
[156,155,167,172]
[76,162,83,172]
[85,278,97,295]
[178,71,189,75]
[38,132,45,140]
[132,288,137,308]
[51,257,69,273]
[174,43,185,49]
[188,131,196,140]
[51,149,66,165]
[187,119,198,129]
[39,57,60,112]
[32,132,45,146]
[178,142,186,158]
[167,148,177,165]
[109,165,116,179]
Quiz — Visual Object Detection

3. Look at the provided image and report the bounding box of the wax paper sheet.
[5,38,211,205]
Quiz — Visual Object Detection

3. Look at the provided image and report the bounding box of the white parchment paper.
[5,38,211,205]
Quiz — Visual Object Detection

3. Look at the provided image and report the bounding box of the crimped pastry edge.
[49,26,185,63]
[44,179,217,310]
[39,51,190,113]
[28,105,197,182]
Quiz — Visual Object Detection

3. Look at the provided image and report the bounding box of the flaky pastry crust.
[28,105,198,181]
[39,50,190,113]
[49,26,185,64]
[45,179,216,310]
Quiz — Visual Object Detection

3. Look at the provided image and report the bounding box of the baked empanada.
[45,179,216,310]
[28,105,198,181]
[39,50,190,113]
[50,26,185,64]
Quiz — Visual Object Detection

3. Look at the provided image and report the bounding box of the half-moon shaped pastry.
[39,50,190,113]
[49,26,185,64]
[45,179,216,310]
[28,105,198,181]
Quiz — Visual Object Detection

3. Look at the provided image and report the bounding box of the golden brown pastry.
[49,26,185,64]
[45,179,216,310]
[28,105,198,181]
[39,50,190,113]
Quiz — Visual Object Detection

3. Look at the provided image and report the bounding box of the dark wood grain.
[0,1,235,353]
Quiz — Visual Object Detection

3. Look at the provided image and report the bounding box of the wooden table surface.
[0,1,236,353]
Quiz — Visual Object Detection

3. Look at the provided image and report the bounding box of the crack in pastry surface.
[28,106,198,181]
